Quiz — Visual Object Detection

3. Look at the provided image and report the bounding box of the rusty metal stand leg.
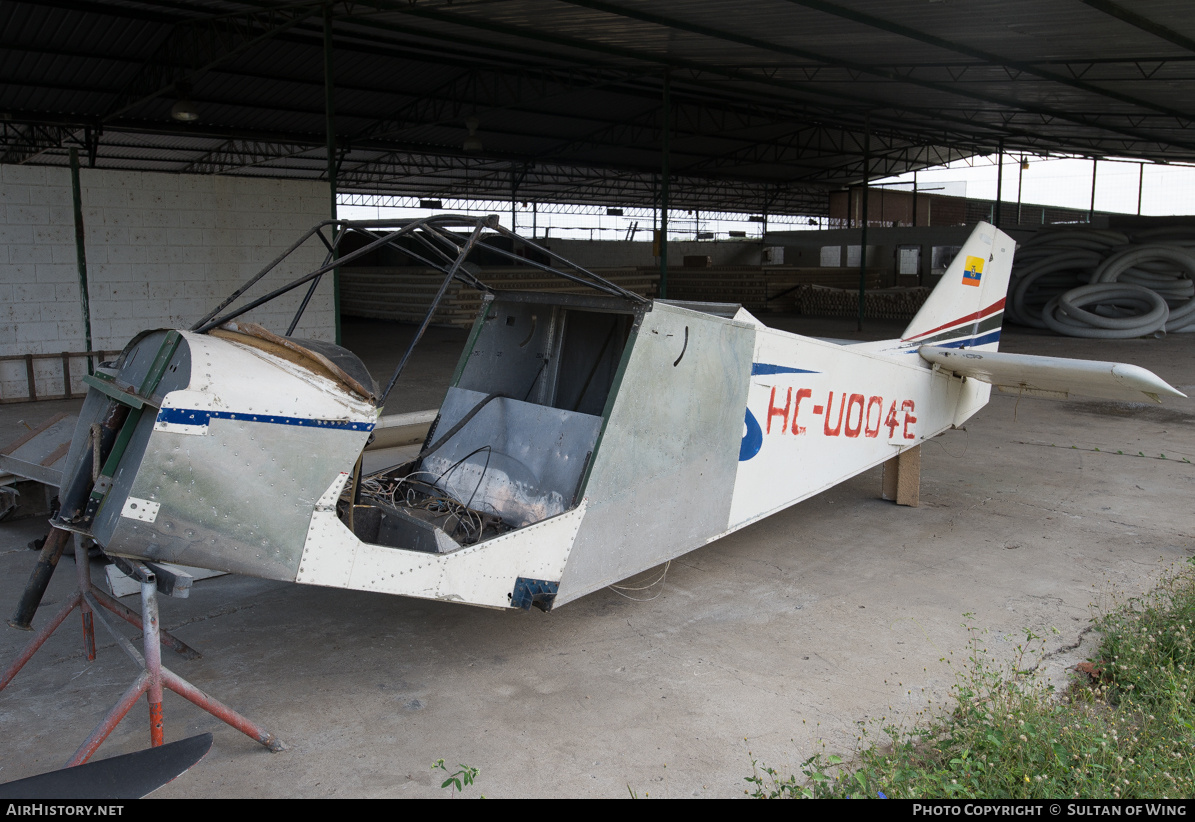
[8,527,71,631]
[88,585,200,660]
[142,575,165,748]
[73,533,199,659]
[161,667,283,752]
[1,528,89,693]
[74,536,97,662]
[63,565,283,766]
[6,534,282,764]
[65,670,150,767]
[0,592,83,691]
[1,532,202,697]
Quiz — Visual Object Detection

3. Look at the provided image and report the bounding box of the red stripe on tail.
[902,298,1006,342]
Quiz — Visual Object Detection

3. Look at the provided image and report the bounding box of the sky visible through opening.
[338,154,1195,243]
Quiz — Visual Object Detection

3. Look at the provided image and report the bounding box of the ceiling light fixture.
[463,116,483,152]
[171,99,199,122]
[171,81,199,122]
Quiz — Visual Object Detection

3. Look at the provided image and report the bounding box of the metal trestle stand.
[2,526,284,764]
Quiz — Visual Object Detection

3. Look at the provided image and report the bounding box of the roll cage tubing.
[189,214,649,406]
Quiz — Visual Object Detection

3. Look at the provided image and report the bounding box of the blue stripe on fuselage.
[752,363,820,376]
[156,407,374,431]
[742,364,817,460]
[740,408,763,461]
[902,329,1002,352]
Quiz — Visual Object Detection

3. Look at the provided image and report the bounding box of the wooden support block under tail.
[882,445,921,507]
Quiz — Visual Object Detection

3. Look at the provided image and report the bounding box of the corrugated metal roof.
[3,0,1194,215]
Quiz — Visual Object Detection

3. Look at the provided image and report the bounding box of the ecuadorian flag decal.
[962,255,984,287]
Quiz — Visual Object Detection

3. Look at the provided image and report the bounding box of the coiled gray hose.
[1007,228,1195,336]
[1091,245,1195,332]
[1041,283,1169,338]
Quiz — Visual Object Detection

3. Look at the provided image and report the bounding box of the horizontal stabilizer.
[919,346,1186,404]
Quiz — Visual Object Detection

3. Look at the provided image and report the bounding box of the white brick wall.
[0,166,333,400]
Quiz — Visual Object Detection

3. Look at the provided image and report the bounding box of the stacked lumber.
[661,266,884,313]
[793,285,932,320]
[341,264,901,326]
[659,266,767,310]
[341,266,657,327]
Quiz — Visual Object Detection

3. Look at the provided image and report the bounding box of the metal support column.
[857,121,870,332]
[652,173,658,245]
[69,149,93,375]
[84,127,99,169]
[1017,156,1025,226]
[659,71,670,299]
[509,163,529,238]
[1089,157,1098,224]
[324,4,341,345]
[1138,163,1145,216]
[911,171,918,227]
[994,139,1004,228]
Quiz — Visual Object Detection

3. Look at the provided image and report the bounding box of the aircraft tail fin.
[898,221,1014,352]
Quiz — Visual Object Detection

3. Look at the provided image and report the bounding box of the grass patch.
[747,563,1195,799]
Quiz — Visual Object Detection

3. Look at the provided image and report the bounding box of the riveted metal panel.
[56,331,193,516]
[84,332,194,542]
[554,301,756,605]
[423,387,602,527]
[103,417,370,580]
[95,331,376,581]
[724,325,963,532]
[296,472,586,608]
[456,300,562,404]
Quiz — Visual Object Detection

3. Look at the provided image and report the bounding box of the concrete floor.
[0,315,1192,798]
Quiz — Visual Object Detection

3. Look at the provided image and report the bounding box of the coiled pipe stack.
[1006,226,1195,337]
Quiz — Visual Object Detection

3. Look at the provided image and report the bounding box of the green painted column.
[659,71,670,300]
[995,138,1004,228]
[857,122,870,332]
[69,148,94,374]
[324,4,341,345]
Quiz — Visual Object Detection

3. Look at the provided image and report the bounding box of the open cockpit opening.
[178,214,649,558]
[351,291,643,553]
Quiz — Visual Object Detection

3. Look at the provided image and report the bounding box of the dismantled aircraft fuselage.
[50,217,1184,612]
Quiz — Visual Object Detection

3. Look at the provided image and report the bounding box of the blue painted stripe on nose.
[156,407,374,432]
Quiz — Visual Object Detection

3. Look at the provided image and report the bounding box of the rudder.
[899,221,1015,351]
